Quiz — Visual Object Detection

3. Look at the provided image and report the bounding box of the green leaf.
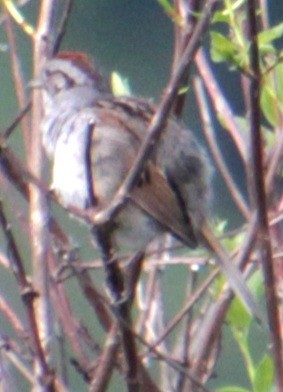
[258,23,283,55]
[223,0,245,14]
[258,23,283,46]
[212,10,230,24]
[227,292,252,332]
[156,0,174,14]
[111,72,132,97]
[178,86,189,95]
[248,269,264,299]
[210,32,238,63]
[261,63,283,127]
[253,355,274,392]
[264,127,276,150]
[213,219,228,235]
[216,387,250,392]
[274,62,283,106]
[261,83,279,126]
[210,31,249,69]
[228,270,263,331]
[212,0,245,25]
[156,0,183,24]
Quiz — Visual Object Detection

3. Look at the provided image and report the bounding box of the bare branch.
[0,201,54,390]
[29,0,56,387]
[195,49,248,161]
[245,0,283,389]
[194,76,250,219]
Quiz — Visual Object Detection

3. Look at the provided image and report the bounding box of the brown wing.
[130,164,198,248]
[91,97,198,248]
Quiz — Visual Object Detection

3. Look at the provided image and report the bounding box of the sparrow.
[39,52,211,250]
[36,52,260,320]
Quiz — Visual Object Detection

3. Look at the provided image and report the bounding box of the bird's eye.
[45,70,75,94]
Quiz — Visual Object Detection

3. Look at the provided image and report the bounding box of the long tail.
[200,221,263,323]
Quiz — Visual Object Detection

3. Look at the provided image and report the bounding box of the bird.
[35,51,261,320]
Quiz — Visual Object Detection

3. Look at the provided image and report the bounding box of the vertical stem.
[246,1,283,390]
[93,227,140,392]
[4,9,30,148]
[0,201,54,391]
[171,0,201,118]
[29,0,55,388]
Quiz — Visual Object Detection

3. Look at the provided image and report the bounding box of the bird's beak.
[27,78,43,89]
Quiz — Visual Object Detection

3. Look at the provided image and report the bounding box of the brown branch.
[47,251,94,374]
[0,340,36,385]
[0,201,55,390]
[93,226,140,392]
[29,0,56,374]
[171,0,201,118]
[190,290,231,379]
[195,49,247,162]
[76,270,112,331]
[200,221,262,322]
[0,293,25,335]
[142,268,218,353]
[189,216,259,378]
[1,102,31,140]
[194,76,250,219]
[136,260,162,338]
[136,331,212,392]
[0,138,31,197]
[52,0,74,55]
[89,322,120,392]
[0,129,114,380]
[245,1,283,389]
[3,7,30,149]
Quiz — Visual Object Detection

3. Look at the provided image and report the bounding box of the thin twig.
[189,290,232,379]
[1,102,31,140]
[142,268,219,354]
[195,49,247,161]
[3,4,30,148]
[189,216,259,378]
[0,200,54,390]
[52,0,74,55]
[1,343,36,385]
[47,251,94,374]
[93,226,140,392]
[132,327,213,392]
[194,76,250,219]
[73,269,112,332]
[0,293,25,334]
[171,0,201,118]
[89,322,120,392]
